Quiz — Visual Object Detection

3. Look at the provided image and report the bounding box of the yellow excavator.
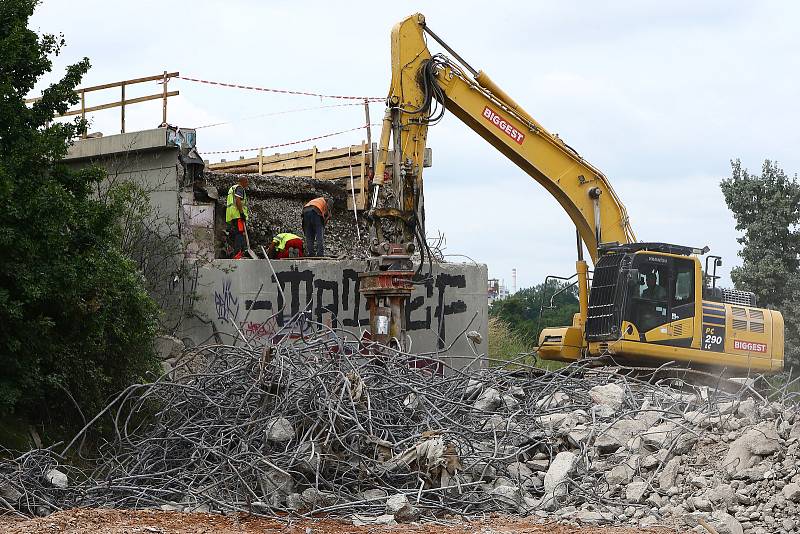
[363,13,783,373]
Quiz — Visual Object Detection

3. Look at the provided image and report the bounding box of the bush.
[0,0,160,431]
[488,317,562,371]
[490,280,579,343]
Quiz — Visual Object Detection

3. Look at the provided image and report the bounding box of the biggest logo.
[482,106,525,145]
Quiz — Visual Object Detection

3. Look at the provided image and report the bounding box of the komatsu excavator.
[362,13,784,373]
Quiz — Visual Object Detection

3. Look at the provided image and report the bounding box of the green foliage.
[490,279,579,344]
[487,317,562,370]
[0,0,160,428]
[720,159,800,367]
[488,316,532,362]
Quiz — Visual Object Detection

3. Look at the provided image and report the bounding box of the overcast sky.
[30,1,800,291]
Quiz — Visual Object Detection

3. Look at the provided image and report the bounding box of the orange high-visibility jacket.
[304,197,330,222]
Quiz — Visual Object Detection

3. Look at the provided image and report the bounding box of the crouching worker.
[267,232,304,259]
[225,176,249,259]
[302,197,331,257]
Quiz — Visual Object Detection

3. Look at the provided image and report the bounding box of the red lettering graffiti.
[243,321,275,339]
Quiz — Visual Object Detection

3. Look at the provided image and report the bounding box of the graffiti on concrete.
[242,319,279,339]
[214,279,240,323]
[216,266,469,346]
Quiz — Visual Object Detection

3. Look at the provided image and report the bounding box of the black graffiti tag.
[434,274,467,349]
[406,273,434,331]
[272,267,314,326]
[214,278,239,323]
[315,278,339,328]
[224,268,469,344]
[342,268,369,327]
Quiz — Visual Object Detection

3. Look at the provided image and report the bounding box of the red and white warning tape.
[202,123,381,155]
[176,75,384,102]
[194,102,373,130]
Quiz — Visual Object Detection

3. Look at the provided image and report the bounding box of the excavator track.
[508,355,767,399]
[586,361,764,396]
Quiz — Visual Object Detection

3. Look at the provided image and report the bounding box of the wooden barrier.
[209,143,371,210]
[25,71,179,137]
[207,144,431,211]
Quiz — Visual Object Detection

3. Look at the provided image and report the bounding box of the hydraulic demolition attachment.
[360,18,436,349]
[359,104,425,348]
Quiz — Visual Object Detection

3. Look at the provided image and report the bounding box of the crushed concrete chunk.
[0,481,22,503]
[507,462,534,486]
[542,451,577,510]
[385,493,419,522]
[488,485,523,511]
[501,394,520,411]
[658,456,681,491]
[606,463,635,486]
[301,488,338,508]
[353,514,397,526]
[45,468,68,489]
[285,492,303,511]
[575,509,612,523]
[265,417,295,443]
[589,383,625,411]
[723,421,779,477]
[625,480,648,503]
[473,387,501,412]
[595,419,647,453]
[259,464,294,495]
[782,482,800,502]
[154,335,185,360]
[642,422,677,450]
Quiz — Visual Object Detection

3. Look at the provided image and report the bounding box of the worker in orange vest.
[302,197,331,256]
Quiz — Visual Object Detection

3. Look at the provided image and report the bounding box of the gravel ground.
[0,509,678,534]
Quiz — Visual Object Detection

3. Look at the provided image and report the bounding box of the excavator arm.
[370,13,636,263]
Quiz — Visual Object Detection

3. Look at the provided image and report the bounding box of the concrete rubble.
[205,171,369,258]
[2,338,799,534]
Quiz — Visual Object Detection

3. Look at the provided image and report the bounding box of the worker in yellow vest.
[302,197,331,256]
[267,232,304,259]
[225,176,249,259]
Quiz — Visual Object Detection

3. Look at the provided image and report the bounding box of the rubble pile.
[2,328,799,533]
[205,171,370,258]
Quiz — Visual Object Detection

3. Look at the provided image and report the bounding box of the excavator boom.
[371,13,635,263]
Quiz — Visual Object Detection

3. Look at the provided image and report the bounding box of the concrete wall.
[62,128,489,365]
[182,259,489,365]
[62,128,194,328]
[63,128,183,223]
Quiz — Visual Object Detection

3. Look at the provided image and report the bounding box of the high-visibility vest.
[226,185,249,222]
[304,197,329,221]
[272,232,302,252]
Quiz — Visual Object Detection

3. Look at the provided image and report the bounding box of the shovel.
[243,221,259,260]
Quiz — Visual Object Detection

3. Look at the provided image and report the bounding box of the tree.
[490,279,579,344]
[720,159,800,367]
[0,0,160,429]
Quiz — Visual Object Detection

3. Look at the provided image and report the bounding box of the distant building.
[488,278,510,305]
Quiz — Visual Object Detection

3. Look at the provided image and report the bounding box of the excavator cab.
[539,243,784,372]
[585,244,698,347]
